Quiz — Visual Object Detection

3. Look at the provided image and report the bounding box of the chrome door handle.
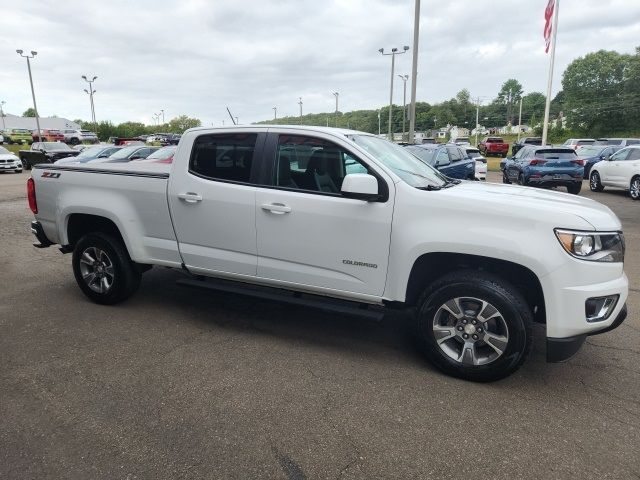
[261,203,291,214]
[177,192,202,203]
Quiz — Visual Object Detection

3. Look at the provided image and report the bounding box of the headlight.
[555,229,625,263]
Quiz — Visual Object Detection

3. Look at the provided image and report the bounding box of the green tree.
[497,79,523,125]
[521,92,546,126]
[562,49,629,134]
[23,108,37,117]
[168,115,202,133]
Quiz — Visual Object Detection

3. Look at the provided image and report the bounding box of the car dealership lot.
[1,171,638,479]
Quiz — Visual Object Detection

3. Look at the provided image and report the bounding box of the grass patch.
[1,144,23,154]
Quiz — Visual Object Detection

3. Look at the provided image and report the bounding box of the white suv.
[589,145,640,200]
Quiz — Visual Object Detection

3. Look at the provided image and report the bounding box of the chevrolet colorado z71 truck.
[27,126,628,381]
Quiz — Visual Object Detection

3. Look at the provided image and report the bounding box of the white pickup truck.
[28,126,628,381]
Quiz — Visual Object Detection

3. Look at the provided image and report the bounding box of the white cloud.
[1,0,638,126]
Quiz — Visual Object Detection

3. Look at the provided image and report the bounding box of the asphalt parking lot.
[1,170,638,479]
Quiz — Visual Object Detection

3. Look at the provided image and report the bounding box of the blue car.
[405,144,475,180]
[575,144,620,177]
[501,145,584,194]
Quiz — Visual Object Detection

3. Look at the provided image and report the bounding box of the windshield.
[0,146,11,155]
[108,146,140,159]
[43,142,73,151]
[349,135,448,188]
[75,146,106,159]
[576,145,604,156]
[405,145,437,165]
[145,146,176,160]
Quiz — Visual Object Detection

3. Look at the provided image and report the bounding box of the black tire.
[517,173,526,186]
[590,171,604,192]
[72,233,141,305]
[69,137,80,145]
[630,175,640,200]
[502,170,511,184]
[567,183,582,195]
[415,270,533,382]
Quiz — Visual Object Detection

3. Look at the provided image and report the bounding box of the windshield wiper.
[416,184,442,191]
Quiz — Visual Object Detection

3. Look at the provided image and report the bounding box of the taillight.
[27,177,37,214]
[529,159,547,166]
[571,159,585,166]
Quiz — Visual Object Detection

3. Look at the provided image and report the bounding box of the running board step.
[176,277,385,321]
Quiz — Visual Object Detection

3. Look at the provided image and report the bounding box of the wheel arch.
[404,252,546,324]
[66,213,127,253]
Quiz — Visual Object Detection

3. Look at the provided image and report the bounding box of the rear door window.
[447,147,463,162]
[189,133,258,183]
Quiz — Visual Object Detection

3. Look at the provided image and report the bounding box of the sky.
[1,0,639,127]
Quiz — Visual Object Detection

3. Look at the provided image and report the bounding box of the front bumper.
[547,304,628,362]
[0,162,22,170]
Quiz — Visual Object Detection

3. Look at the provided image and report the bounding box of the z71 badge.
[41,172,61,178]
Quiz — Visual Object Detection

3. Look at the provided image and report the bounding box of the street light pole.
[408,0,421,144]
[273,107,277,120]
[378,110,381,135]
[517,97,523,141]
[333,92,339,126]
[16,49,42,142]
[379,46,409,141]
[398,74,408,141]
[0,101,5,130]
[475,97,480,146]
[160,109,165,124]
[298,97,303,123]
[81,75,97,124]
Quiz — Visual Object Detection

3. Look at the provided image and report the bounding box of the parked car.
[91,145,158,163]
[32,129,64,142]
[405,144,475,179]
[511,137,542,156]
[562,138,595,150]
[594,138,640,147]
[454,137,470,146]
[421,137,437,144]
[131,145,177,164]
[0,145,22,173]
[19,142,79,169]
[575,144,620,177]
[3,128,33,145]
[477,137,509,157]
[27,125,629,382]
[501,145,583,194]
[55,145,122,165]
[589,145,640,200]
[465,147,487,181]
[108,137,145,146]
[0,133,3,144]
[62,129,99,145]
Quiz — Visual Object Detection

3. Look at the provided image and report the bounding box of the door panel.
[168,132,263,276]
[255,133,394,296]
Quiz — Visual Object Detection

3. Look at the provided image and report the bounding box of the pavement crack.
[585,340,640,356]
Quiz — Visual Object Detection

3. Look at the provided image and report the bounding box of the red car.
[32,129,65,142]
[478,136,510,157]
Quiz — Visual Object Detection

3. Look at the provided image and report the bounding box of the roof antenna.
[226,107,237,125]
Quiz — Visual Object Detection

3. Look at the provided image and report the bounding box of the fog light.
[585,295,619,323]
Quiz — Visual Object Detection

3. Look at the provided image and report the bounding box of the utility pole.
[16,49,42,142]
[0,101,5,130]
[408,0,421,144]
[333,92,339,126]
[378,110,381,135]
[379,46,409,141]
[517,97,523,141]
[475,97,480,146]
[398,74,408,141]
[298,97,303,123]
[273,106,277,120]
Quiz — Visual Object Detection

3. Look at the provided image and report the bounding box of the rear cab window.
[189,133,258,183]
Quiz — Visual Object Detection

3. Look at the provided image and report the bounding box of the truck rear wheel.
[415,270,533,382]
[72,233,141,305]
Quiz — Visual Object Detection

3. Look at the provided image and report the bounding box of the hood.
[0,153,19,161]
[439,181,621,231]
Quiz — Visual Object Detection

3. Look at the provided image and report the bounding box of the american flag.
[544,0,555,53]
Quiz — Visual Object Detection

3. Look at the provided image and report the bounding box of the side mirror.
[341,173,379,201]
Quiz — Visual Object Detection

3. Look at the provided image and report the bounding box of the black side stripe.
[33,164,169,179]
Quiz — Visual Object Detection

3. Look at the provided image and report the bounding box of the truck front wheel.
[416,270,533,382]
[72,233,141,305]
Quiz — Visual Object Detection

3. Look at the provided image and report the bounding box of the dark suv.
[511,137,542,156]
[405,144,475,179]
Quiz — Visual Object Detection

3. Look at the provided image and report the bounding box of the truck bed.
[32,161,180,267]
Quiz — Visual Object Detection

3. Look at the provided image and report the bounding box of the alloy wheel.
[432,297,509,366]
[631,178,640,200]
[78,246,115,294]
[590,172,601,191]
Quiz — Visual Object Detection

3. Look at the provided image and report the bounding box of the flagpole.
[541,0,559,146]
